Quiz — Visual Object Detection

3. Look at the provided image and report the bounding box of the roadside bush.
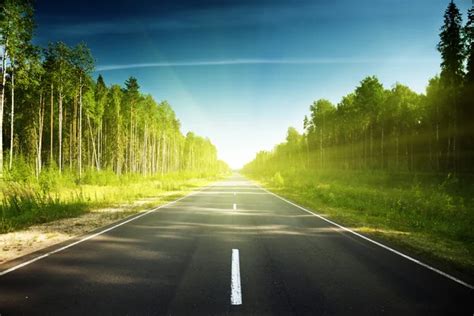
[81,169,120,186]
[271,172,285,188]
[0,183,87,233]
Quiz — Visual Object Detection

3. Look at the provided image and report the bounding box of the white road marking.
[233,203,237,210]
[255,183,474,290]
[0,186,209,277]
[231,249,242,305]
[234,192,236,196]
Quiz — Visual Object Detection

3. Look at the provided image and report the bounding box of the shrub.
[271,172,285,187]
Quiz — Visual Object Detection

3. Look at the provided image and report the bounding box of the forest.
[243,2,474,272]
[0,0,228,233]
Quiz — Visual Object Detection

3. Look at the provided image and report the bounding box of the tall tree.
[71,43,94,176]
[123,77,140,173]
[466,8,474,84]
[462,8,474,169]
[437,1,465,170]
[0,0,34,176]
[44,42,73,172]
[438,0,465,87]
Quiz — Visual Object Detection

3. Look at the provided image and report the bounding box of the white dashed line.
[231,249,242,305]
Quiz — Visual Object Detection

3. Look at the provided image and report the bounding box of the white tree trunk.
[37,92,44,177]
[58,90,63,172]
[9,63,14,169]
[79,79,82,177]
[50,83,54,164]
[0,42,7,177]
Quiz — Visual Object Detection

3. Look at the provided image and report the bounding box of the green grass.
[0,170,221,234]
[246,169,474,275]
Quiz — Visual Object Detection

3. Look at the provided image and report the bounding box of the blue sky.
[34,0,472,168]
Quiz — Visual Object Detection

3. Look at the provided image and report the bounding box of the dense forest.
[0,0,226,182]
[244,2,473,175]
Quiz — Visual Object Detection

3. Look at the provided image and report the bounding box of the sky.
[34,0,473,169]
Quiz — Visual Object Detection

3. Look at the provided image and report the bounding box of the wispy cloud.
[96,57,439,71]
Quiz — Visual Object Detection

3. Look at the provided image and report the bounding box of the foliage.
[247,169,474,270]
[0,170,214,233]
[271,172,284,187]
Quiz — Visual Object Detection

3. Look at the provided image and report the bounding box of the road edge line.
[0,183,213,277]
[255,183,474,290]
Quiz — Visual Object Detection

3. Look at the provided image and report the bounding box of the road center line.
[231,249,242,305]
[233,203,237,210]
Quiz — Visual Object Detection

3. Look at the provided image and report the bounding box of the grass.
[0,170,221,234]
[245,169,474,276]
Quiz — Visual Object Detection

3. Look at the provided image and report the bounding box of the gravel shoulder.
[1,196,168,265]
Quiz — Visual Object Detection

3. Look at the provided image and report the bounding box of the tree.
[353,76,385,168]
[437,1,465,170]
[461,8,474,170]
[0,0,34,176]
[123,76,140,173]
[71,43,94,176]
[438,0,465,87]
[466,8,474,84]
[103,84,123,173]
[307,99,335,168]
[44,42,73,172]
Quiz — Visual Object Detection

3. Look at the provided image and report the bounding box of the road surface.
[0,175,472,315]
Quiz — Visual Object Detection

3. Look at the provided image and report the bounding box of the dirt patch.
[0,199,161,265]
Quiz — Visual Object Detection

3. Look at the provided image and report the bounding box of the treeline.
[0,0,227,180]
[244,2,474,175]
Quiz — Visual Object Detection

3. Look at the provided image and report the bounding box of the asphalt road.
[0,175,472,315]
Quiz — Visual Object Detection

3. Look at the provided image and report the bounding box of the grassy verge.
[245,169,474,277]
[0,170,221,234]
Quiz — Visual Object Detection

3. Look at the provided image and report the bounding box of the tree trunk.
[67,105,72,170]
[50,83,54,165]
[129,107,133,173]
[370,124,373,168]
[36,90,44,177]
[9,63,14,170]
[71,91,77,171]
[319,127,323,169]
[142,125,147,175]
[161,134,166,175]
[0,42,7,177]
[79,79,83,177]
[380,125,384,169]
[87,114,100,170]
[396,131,399,169]
[58,90,63,173]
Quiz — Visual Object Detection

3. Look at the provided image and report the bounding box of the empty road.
[0,175,472,315]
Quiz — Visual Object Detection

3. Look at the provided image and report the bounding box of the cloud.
[96,57,439,71]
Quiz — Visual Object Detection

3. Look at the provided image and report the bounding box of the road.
[0,175,472,315]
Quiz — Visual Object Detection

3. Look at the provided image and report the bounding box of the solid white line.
[231,249,242,305]
[255,183,474,290]
[233,203,237,210]
[0,186,208,277]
